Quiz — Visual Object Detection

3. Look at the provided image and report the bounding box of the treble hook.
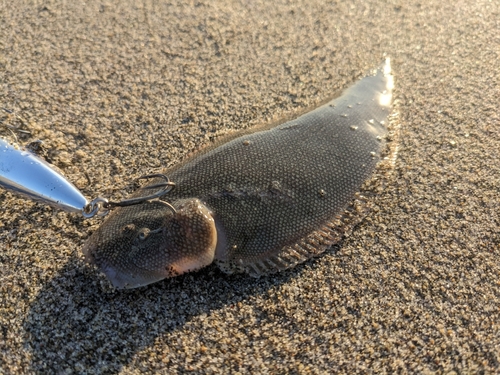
[83,174,177,218]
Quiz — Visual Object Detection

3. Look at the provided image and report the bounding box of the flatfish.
[83,59,395,288]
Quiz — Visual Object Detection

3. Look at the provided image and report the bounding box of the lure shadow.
[22,243,341,374]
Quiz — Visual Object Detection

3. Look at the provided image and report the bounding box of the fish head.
[82,199,217,289]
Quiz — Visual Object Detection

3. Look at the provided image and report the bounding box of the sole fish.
[83,59,395,289]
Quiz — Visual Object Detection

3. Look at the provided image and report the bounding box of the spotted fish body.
[83,59,394,288]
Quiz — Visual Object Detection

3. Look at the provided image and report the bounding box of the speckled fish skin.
[83,59,394,289]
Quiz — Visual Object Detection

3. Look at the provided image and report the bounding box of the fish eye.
[137,228,150,241]
[135,227,163,243]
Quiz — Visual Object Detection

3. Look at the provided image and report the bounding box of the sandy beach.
[0,0,499,373]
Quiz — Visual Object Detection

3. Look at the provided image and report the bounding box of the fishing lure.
[0,136,174,217]
[83,59,395,288]
[0,137,89,213]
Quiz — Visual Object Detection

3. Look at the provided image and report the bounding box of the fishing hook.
[82,174,177,218]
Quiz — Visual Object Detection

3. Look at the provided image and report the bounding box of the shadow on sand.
[22,242,340,373]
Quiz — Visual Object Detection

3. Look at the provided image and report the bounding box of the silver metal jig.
[0,136,175,218]
[0,136,89,213]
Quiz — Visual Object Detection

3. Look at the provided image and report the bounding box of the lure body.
[0,137,88,213]
[83,60,394,288]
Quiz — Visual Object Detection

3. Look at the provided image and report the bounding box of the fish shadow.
[22,243,342,374]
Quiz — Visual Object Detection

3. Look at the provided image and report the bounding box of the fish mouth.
[102,267,168,289]
[83,251,154,289]
[81,237,128,288]
[81,239,169,289]
[100,264,136,289]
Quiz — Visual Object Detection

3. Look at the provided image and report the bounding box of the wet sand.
[1,0,499,373]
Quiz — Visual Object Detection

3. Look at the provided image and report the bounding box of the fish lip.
[83,247,163,289]
[100,264,129,289]
[80,229,166,290]
[81,240,126,288]
[101,265,163,289]
[83,250,130,289]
